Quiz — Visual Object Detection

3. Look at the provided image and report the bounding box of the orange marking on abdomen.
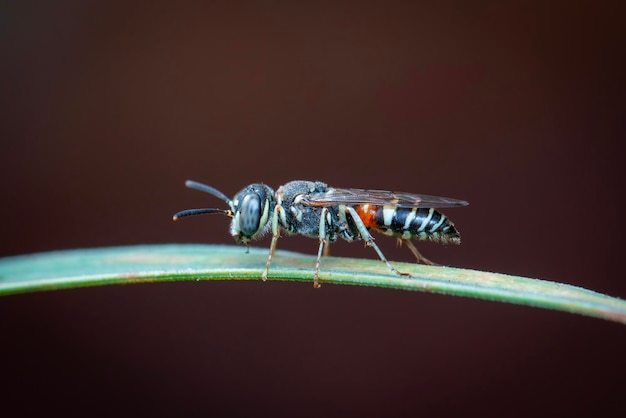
[355,205,379,228]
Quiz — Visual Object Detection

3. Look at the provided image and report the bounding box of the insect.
[173,180,468,288]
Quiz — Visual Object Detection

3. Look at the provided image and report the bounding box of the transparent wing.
[302,187,468,209]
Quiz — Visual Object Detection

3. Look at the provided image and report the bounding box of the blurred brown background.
[1,1,624,417]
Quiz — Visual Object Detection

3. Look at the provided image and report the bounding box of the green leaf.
[1,244,625,324]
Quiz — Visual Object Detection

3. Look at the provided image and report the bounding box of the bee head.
[173,180,274,247]
[229,184,274,245]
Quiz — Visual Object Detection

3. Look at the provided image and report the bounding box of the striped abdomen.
[356,204,460,244]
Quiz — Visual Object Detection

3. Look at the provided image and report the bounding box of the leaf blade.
[0,244,624,324]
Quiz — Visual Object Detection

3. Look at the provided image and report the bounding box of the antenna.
[173,180,234,221]
[184,180,231,203]
[172,208,232,221]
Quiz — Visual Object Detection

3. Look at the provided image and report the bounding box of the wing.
[301,187,468,209]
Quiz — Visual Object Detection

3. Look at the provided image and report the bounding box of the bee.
[173,180,468,288]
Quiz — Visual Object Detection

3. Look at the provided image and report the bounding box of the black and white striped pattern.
[373,205,460,243]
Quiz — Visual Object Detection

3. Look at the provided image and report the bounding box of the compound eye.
[239,193,261,237]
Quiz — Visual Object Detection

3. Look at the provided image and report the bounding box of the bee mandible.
[173,180,468,288]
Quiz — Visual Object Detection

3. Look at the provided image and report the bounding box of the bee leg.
[345,207,412,278]
[323,243,331,257]
[263,204,283,281]
[404,240,438,266]
[313,207,330,289]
